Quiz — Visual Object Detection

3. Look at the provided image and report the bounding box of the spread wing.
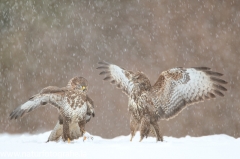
[10,86,68,120]
[97,61,135,95]
[151,67,227,119]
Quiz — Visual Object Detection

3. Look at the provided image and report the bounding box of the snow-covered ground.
[0,132,239,159]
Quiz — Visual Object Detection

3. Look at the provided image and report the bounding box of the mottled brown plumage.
[10,77,94,142]
[47,95,95,142]
[97,62,227,142]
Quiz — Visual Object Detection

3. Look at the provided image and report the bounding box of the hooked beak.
[82,86,86,91]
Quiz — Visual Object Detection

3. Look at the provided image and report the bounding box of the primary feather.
[97,62,134,95]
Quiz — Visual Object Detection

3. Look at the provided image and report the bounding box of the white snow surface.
[0,132,240,159]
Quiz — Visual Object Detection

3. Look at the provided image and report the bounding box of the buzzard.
[47,96,95,142]
[97,62,227,142]
[10,77,94,142]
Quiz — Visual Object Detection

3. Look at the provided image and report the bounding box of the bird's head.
[132,72,151,91]
[68,76,88,93]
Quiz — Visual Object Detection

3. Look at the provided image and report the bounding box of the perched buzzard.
[47,96,95,142]
[10,77,94,142]
[97,62,227,142]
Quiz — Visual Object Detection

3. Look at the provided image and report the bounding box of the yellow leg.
[68,138,70,143]
[82,131,94,141]
[83,131,87,142]
[83,136,87,141]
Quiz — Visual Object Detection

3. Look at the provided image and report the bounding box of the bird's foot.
[155,135,163,142]
[157,137,163,142]
[83,131,93,142]
[62,135,72,143]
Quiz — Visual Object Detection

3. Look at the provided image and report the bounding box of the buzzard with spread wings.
[97,62,227,142]
[10,77,94,142]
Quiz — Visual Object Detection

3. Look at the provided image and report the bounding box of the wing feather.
[40,86,69,94]
[86,95,95,118]
[97,62,134,95]
[151,67,227,119]
[10,87,66,120]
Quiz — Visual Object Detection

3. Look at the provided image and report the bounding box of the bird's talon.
[82,131,93,142]
[83,136,94,141]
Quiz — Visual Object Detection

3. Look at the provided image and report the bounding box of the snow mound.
[0,132,240,159]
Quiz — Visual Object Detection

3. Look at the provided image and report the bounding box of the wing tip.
[210,77,228,84]
[195,67,228,89]
[99,71,110,75]
[208,92,216,98]
[9,109,22,120]
[96,66,109,70]
[98,61,110,65]
[213,84,227,91]
[97,61,111,71]
[9,102,36,120]
[213,90,225,97]
[204,71,224,77]
[193,67,211,71]
[103,76,111,81]
[9,109,19,120]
